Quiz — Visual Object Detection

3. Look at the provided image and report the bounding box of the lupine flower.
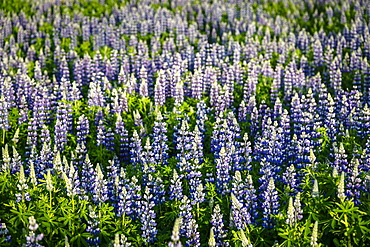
[0,219,11,243]
[92,163,109,204]
[282,164,298,193]
[261,177,279,228]
[208,227,216,247]
[310,221,319,247]
[168,218,182,247]
[29,160,37,186]
[245,174,258,223]
[16,165,31,202]
[186,218,200,247]
[113,233,131,247]
[130,130,144,168]
[240,229,253,247]
[86,206,101,246]
[169,169,183,201]
[333,143,349,173]
[312,179,319,198]
[216,147,232,195]
[0,95,10,131]
[210,204,228,246]
[294,193,303,222]
[338,172,346,201]
[346,159,363,205]
[62,162,80,197]
[54,118,68,152]
[115,115,130,163]
[1,144,11,172]
[45,169,54,192]
[25,216,44,247]
[138,187,157,244]
[232,171,245,204]
[230,193,251,230]
[179,195,193,237]
[11,146,22,174]
[286,197,295,226]
[152,111,169,165]
[80,154,95,198]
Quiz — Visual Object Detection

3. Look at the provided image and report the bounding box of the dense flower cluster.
[0,0,370,246]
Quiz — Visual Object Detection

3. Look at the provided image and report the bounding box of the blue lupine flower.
[25,216,44,247]
[346,159,363,205]
[216,147,231,196]
[230,193,251,230]
[138,187,157,244]
[92,163,109,204]
[86,206,101,246]
[210,204,228,246]
[0,218,11,243]
[169,169,183,201]
[261,177,279,228]
[151,111,169,165]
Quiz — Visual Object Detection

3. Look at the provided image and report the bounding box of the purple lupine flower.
[76,114,89,145]
[186,218,200,247]
[210,116,227,157]
[15,165,31,202]
[130,130,144,168]
[25,216,44,247]
[169,169,183,201]
[215,147,232,196]
[11,146,22,174]
[154,70,166,106]
[152,111,169,165]
[26,117,38,152]
[294,192,303,222]
[36,142,52,174]
[261,177,279,229]
[210,204,228,246]
[0,218,11,243]
[40,125,51,145]
[360,138,370,172]
[105,127,115,152]
[115,115,130,163]
[54,117,68,152]
[96,118,106,148]
[138,187,157,244]
[178,195,193,237]
[230,193,251,230]
[111,88,129,114]
[244,174,258,223]
[88,79,106,107]
[191,69,203,100]
[333,142,349,173]
[192,125,204,163]
[127,175,142,220]
[190,178,205,205]
[283,164,298,193]
[80,154,95,198]
[86,206,101,246]
[231,171,245,204]
[142,160,166,204]
[175,118,194,161]
[62,162,80,198]
[238,100,247,122]
[346,159,363,205]
[92,163,108,204]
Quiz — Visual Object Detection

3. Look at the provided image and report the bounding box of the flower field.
[1,0,370,246]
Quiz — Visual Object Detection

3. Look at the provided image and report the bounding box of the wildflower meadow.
[1,0,370,246]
